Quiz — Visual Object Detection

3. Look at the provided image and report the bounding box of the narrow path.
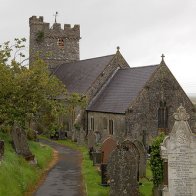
[34,139,84,196]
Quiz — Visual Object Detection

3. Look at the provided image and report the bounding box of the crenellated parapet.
[29,15,80,69]
[29,16,80,39]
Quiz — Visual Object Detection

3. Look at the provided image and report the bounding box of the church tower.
[29,16,80,70]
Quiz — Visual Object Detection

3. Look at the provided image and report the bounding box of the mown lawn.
[0,132,53,196]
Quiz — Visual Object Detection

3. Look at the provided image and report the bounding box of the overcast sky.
[1,0,196,95]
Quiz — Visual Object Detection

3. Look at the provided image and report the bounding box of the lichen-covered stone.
[107,140,139,196]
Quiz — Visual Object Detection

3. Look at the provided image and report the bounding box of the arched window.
[158,101,168,129]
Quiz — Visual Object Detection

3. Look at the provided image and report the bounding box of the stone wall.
[29,16,80,69]
[87,111,126,143]
[125,62,196,147]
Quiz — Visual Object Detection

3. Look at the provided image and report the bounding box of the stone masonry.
[161,105,196,196]
[125,61,196,147]
[29,16,80,69]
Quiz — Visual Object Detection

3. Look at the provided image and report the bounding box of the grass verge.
[0,132,53,196]
[139,160,153,196]
[41,136,153,196]
[48,138,109,196]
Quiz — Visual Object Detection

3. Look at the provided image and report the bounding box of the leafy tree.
[0,39,67,132]
[0,38,87,135]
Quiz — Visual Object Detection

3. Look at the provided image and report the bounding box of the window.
[57,38,64,47]
[109,120,114,135]
[103,117,107,129]
[158,101,168,129]
[90,117,94,131]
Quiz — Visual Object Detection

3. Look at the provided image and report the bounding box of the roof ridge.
[63,54,115,65]
[52,54,115,75]
[131,64,159,69]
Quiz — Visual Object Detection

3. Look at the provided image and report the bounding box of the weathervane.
[54,11,58,23]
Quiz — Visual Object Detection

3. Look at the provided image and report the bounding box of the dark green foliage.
[149,133,165,187]
[35,31,44,43]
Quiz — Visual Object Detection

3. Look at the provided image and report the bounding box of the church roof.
[53,54,115,94]
[87,65,159,114]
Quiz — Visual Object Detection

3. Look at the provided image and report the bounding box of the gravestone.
[92,151,102,166]
[87,131,96,159]
[101,163,108,186]
[11,123,35,162]
[77,130,86,145]
[87,131,96,149]
[101,137,117,164]
[0,140,4,161]
[161,105,196,196]
[133,140,146,178]
[107,139,139,196]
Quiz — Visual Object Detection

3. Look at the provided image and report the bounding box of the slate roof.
[87,65,159,114]
[53,54,115,93]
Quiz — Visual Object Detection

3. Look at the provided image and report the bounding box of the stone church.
[29,16,195,149]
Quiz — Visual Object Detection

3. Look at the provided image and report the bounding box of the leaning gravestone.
[0,140,4,161]
[107,139,139,196]
[133,140,146,178]
[161,105,196,196]
[101,137,117,164]
[11,123,35,162]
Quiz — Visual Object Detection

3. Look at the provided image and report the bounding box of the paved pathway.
[34,139,84,196]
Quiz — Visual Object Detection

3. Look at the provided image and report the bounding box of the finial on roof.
[54,11,58,23]
[117,46,120,52]
[161,54,165,62]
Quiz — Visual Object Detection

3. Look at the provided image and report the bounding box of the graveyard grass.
[50,139,110,196]
[139,160,153,196]
[47,137,153,196]
[0,132,52,196]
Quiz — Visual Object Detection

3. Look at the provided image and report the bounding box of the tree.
[0,38,87,137]
[0,39,67,132]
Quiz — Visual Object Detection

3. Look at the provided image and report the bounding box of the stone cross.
[161,105,196,196]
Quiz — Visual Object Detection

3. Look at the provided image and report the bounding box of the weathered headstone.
[107,139,139,196]
[101,137,117,164]
[11,123,35,162]
[92,151,102,166]
[0,140,4,161]
[161,105,196,196]
[101,163,108,186]
[87,131,96,149]
[77,130,86,145]
[133,140,147,178]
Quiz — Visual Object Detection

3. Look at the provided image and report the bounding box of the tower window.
[57,38,64,47]
[158,101,168,129]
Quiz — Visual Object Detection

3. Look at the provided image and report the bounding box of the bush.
[149,133,165,187]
